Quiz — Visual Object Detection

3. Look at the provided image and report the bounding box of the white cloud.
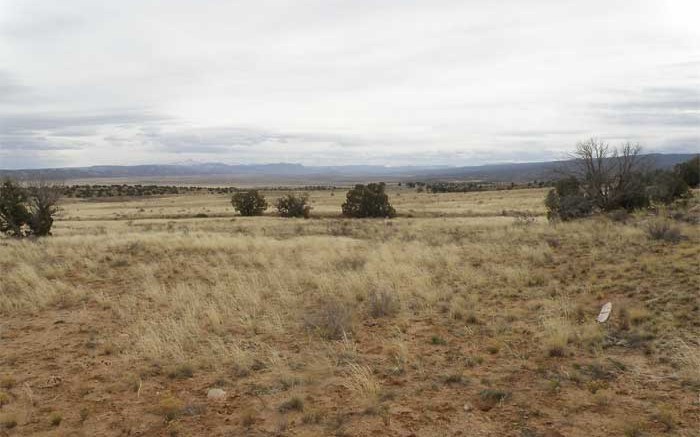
[0,0,698,168]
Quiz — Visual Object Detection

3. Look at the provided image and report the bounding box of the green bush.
[648,171,690,204]
[0,179,60,238]
[608,173,649,211]
[276,193,311,218]
[545,189,592,222]
[0,179,31,237]
[341,183,396,218]
[675,156,699,188]
[27,183,61,236]
[231,190,268,216]
[553,176,581,197]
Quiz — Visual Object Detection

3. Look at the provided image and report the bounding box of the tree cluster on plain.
[231,183,397,219]
[545,139,696,222]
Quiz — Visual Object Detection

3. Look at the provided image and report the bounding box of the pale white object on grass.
[207,388,226,400]
[597,302,612,323]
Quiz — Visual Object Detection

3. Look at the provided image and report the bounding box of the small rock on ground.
[207,388,226,400]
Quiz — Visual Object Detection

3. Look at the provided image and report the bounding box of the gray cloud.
[611,87,700,111]
[0,109,171,156]
[598,86,700,127]
[0,134,84,151]
[657,135,700,152]
[610,112,700,127]
[0,71,31,103]
[143,126,295,154]
[0,110,169,134]
[0,0,699,168]
[500,129,590,139]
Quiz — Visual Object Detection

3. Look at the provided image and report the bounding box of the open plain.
[1,187,698,436]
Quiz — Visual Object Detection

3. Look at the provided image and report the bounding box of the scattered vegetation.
[158,396,185,422]
[344,364,381,401]
[0,182,697,435]
[477,389,510,411]
[49,412,63,427]
[646,220,682,243]
[545,140,695,221]
[431,336,447,346]
[53,184,337,198]
[367,290,399,318]
[167,363,195,379]
[674,155,699,188]
[411,180,552,193]
[623,422,646,437]
[304,299,355,340]
[278,396,304,413]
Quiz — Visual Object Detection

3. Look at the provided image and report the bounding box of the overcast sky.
[0,0,698,169]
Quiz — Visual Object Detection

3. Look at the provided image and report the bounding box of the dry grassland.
[0,187,698,436]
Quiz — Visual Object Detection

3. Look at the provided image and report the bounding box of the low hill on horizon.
[1,153,695,185]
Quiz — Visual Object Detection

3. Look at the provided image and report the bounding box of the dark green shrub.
[608,173,649,211]
[0,179,60,238]
[0,179,31,237]
[341,183,396,218]
[544,190,559,221]
[554,176,581,197]
[276,193,311,218]
[675,155,699,188]
[545,176,594,221]
[27,182,61,236]
[545,189,592,221]
[648,171,690,204]
[559,195,594,220]
[231,190,268,216]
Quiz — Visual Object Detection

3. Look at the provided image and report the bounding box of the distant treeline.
[403,180,552,193]
[58,181,560,198]
[60,184,338,198]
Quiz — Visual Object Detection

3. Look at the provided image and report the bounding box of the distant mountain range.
[1,154,696,185]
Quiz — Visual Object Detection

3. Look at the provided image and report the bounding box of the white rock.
[207,388,226,400]
[597,302,612,323]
